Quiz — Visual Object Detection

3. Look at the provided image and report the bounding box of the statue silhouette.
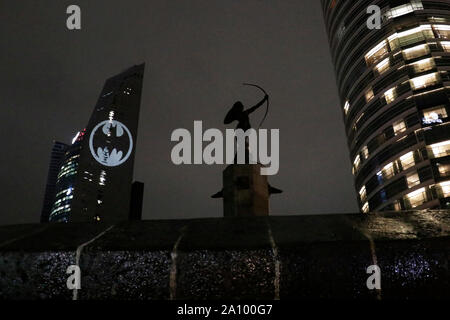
[224,95,268,131]
[211,91,282,198]
[223,95,268,164]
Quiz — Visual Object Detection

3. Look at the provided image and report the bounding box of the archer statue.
[211,83,282,198]
[224,92,268,131]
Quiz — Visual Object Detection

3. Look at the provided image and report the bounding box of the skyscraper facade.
[321,1,450,212]
[45,64,145,222]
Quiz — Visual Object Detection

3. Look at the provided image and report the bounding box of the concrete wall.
[0,211,449,299]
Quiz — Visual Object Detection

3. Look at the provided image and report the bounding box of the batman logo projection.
[89,120,133,167]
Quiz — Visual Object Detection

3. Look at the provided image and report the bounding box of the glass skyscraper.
[43,64,145,222]
[40,141,69,222]
[321,0,450,212]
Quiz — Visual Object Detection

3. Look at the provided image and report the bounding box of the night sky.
[0,0,359,226]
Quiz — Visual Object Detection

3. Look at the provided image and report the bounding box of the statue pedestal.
[222,164,269,217]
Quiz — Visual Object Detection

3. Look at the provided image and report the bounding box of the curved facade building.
[321,0,450,212]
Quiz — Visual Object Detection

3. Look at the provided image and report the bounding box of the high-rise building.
[321,1,450,212]
[45,64,145,222]
[40,141,69,222]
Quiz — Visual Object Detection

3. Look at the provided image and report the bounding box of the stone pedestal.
[223,164,269,217]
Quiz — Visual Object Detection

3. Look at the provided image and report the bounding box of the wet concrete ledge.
[0,210,449,300]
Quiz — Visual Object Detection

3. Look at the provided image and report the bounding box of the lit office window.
[393,119,407,135]
[441,41,450,52]
[437,163,450,176]
[407,172,420,188]
[365,88,375,102]
[402,44,430,60]
[410,57,435,73]
[380,162,395,179]
[428,140,450,158]
[359,186,367,202]
[384,0,423,20]
[362,146,369,160]
[423,106,447,124]
[344,100,350,115]
[388,25,433,50]
[55,187,74,199]
[365,40,389,66]
[375,58,390,75]
[384,87,397,104]
[354,155,361,171]
[409,72,440,90]
[99,170,107,186]
[405,187,427,208]
[362,202,369,213]
[433,25,450,39]
[437,181,450,198]
[400,151,415,170]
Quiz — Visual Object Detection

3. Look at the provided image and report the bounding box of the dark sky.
[0,0,359,226]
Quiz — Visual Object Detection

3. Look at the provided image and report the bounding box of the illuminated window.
[441,41,450,52]
[409,72,440,90]
[402,44,430,60]
[365,40,389,66]
[54,187,74,199]
[99,170,107,186]
[365,88,374,102]
[410,58,435,73]
[423,106,447,124]
[354,155,361,171]
[52,194,73,207]
[343,100,350,115]
[405,187,427,208]
[384,87,397,104]
[362,146,369,160]
[359,186,367,202]
[433,25,450,39]
[383,162,395,179]
[362,202,369,213]
[388,25,433,50]
[437,181,450,198]
[385,0,423,20]
[375,58,390,75]
[400,151,415,170]
[407,172,420,188]
[428,140,450,158]
[393,200,402,211]
[393,120,407,135]
[380,162,395,180]
[437,163,450,176]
